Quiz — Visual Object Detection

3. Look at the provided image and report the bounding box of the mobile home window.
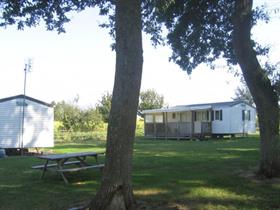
[242,110,251,121]
[145,115,153,123]
[215,110,223,121]
[196,111,208,121]
[155,115,163,123]
[215,110,220,120]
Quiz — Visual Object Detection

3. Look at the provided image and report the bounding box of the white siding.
[212,107,231,134]
[243,104,256,133]
[0,100,22,148]
[212,103,256,134]
[23,99,54,148]
[0,98,54,148]
[228,104,243,133]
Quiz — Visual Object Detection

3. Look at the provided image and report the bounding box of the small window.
[242,110,251,121]
[215,110,220,120]
[155,115,163,123]
[172,113,176,119]
[215,110,223,121]
[145,115,153,123]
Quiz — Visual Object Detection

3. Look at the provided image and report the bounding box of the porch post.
[191,111,195,139]
[164,112,167,140]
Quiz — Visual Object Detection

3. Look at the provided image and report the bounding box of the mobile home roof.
[0,95,53,107]
[142,101,253,114]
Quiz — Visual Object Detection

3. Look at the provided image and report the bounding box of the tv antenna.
[20,59,33,155]
[23,59,32,96]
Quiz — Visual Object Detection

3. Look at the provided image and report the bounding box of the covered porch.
[144,106,212,139]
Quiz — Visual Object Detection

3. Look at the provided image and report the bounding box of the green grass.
[0,136,279,210]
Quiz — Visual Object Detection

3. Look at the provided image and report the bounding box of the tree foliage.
[96,90,165,119]
[232,79,254,106]
[54,101,103,132]
[0,0,102,33]
[139,89,164,112]
[96,92,112,123]
[147,1,268,72]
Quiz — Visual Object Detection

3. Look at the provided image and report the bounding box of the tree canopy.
[232,78,254,106]
[139,89,165,113]
[0,0,101,33]
[146,1,268,72]
[96,92,112,123]
[54,100,103,132]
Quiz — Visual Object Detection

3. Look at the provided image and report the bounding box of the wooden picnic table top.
[36,151,102,161]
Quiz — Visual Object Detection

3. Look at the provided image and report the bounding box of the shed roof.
[142,101,254,114]
[0,95,53,107]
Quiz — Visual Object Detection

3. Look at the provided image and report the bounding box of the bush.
[136,118,144,137]
[55,119,144,143]
[55,122,108,143]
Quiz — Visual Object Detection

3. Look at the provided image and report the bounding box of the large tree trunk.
[89,0,142,209]
[233,0,280,178]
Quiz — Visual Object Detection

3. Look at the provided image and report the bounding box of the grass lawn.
[0,136,279,210]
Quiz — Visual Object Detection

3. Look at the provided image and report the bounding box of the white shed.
[142,101,256,139]
[0,95,54,148]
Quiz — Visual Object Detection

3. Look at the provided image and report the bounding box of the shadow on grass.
[1,137,279,210]
[0,157,103,210]
[132,138,279,209]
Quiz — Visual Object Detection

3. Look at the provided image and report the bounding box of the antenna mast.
[21,59,32,155]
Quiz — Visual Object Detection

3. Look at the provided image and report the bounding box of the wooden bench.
[56,164,105,172]
[31,160,81,169]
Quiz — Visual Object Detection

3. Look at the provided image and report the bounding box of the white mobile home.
[0,95,54,149]
[142,101,256,139]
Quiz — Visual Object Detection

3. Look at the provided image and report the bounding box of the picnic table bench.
[32,152,105,184]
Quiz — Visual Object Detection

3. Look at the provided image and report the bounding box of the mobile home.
[0,95,54,149]
[142,101,256,139]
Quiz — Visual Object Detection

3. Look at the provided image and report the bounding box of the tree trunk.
[232,0,280,178]
[89,0,142,209]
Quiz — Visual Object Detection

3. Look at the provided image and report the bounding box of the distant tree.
[96,92,112,123]
[139,89,164,112]
[97,89,165,119]
[54,101,81,131]
[54,101,102,132]
[233,79,254,106]
[81,108,103,131]
[54,101,65,122]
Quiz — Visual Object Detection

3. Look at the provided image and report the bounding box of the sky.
[0,1,279,108]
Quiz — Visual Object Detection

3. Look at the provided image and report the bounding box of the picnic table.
[32,152,105,183]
